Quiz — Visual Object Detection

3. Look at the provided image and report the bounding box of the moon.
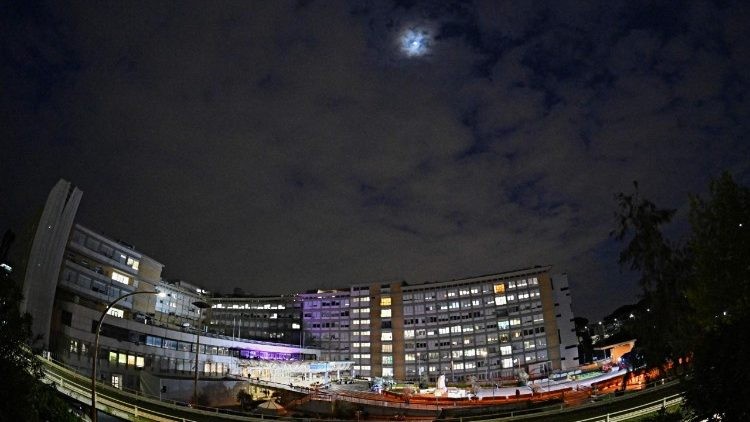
[399,27,432,57]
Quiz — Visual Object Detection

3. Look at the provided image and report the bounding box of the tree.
[686,173,750,327]
[612,184,694,371]
[613,174,750,420]
[236,389,253,410]
[573,317,594,364]
[0,230,79,421]
[683,173,750,421]
[686,311,750,421]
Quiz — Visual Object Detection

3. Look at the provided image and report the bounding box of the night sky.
[2,1,748,320]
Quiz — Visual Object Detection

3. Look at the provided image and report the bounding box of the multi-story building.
[298,269,578,382]
[299,290,353,360]
[21,180,320,393]
[20,180,578,394]
[207,295,303,345]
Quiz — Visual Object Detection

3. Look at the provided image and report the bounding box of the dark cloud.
[2,0,749,319]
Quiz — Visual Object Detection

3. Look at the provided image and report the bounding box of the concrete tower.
[21,179,82,348]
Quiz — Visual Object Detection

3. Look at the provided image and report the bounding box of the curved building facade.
[22,180,578,394]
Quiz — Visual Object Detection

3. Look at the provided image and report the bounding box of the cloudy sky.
[2,1,748,319]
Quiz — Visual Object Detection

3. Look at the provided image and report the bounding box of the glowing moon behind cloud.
[399,27,432,57]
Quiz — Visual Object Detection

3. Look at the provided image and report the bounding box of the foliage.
[683,173,750,421]
[574,317,594,363]
[612,173,750,420]
[612,183,695,368]
[0,239,79,421]
[685,312,750,421]
[236,389,253,410]
[686,173,750,328]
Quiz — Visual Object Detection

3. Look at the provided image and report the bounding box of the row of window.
[71,229,140,272]
[61,266,134,305]
[212,303,289,310]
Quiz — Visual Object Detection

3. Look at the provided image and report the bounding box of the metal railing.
[574,393,684,422]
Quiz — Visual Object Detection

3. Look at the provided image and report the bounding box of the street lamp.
[192,300,210,405]
[91,289,165,422]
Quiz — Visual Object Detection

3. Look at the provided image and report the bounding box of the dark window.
[61,310,72,327]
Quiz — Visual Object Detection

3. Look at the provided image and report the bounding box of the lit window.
[382,344,392,352]
[292,323,301,329]
[500,346,512,356]
[381,309,392,318]
[382,355,393,365]
[381,332,393,341]
[380,297,391,306]
[493,284,505,294]
[111,271,129,285]
[495,296,507,306]
[126,257,140,270]
[127,355,135,366]
[502,358,513,368]
[107,308,124,318]
[136,356,145,368]
[404,330,414,339]
[118,354,127,365]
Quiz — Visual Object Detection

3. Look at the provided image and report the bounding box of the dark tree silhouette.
[613,173,750,421]
[0,230,79,421]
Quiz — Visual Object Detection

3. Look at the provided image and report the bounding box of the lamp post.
[192,300,210,405]
[91,290,164,422]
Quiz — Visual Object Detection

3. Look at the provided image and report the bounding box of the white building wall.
[22,179,82,348]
